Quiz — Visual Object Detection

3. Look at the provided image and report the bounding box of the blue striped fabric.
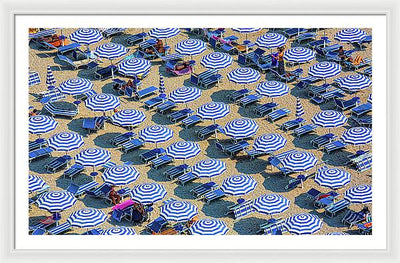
[159,73,165,94]
[67,208,108,228]
[46,65,56,87]
[367,93,372,104]
[311,110,348,128]
[197,102,230,121]
[281,151,318,172]
[139,125,173,144]
[110,109,146,128]
[69,28,103,45]
[344,185,372,204]
[341,127,372,145]
[201,52,233,69]
[192,159,227,179]
[227,67,261,84]
[148,28,180,39]
[130,183,167,205]
[29,29,56,39]
[166,141,201,160]
[29,115,58,135]
[29,174,47,192]
[285,213,323,235]
[36,191,77,212]
[336,74,372,92]
[335,28,367,43]
[189,219,229,235]
[221,174,257,196]
[102,165,139,186]
[256,81,289,98]
[75,148,111,167]
[284,47,315,63]
[29,71,41,86]
[117,58,151,77]
[169,86,202,104]
[175,39,206,56]
[256,33,287,49]
[315,167,351,189]
[253,194,290,215]
[94,43,128,60]
[327,232,349,235]
[253,133,287,153]
[48,132,84,152]
[102,227,136,235]
[160,201,198,222]
[85,93,120,112]
[224,118,259,139]
[58,78,94,95]
[232,28,261,33]
[296,97,305,117]
[308,62,342,79]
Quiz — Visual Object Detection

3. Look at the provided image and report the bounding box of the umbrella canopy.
[232,28,261,33]
[166,141,201,160]
[130,183,167,205]
[69,28,103,45]
[197,102,230,121]
[94,43,128,60]
[335,28,367,43]
[117,58,151,77]
[29,174,47,193]
[296,97,305,117]
[312,110,347,128]
[336,74,372,92]
[75,148,111,167]
[227,67,261,85]
[102,165,140,186]
[308,62,342,80]
[283,47,315,63]
[201,52,233,69]
[110,109,146,128]
[175,39,207,56]
[367,93,372,104]
[192,159,227,179]
[281,151,318,172]
[148,28,180,39]
[341,127,372,145]
[46,65,56,87]
[169,86,202,104]
[285,213,323,235]
[253,194,290,215]
[58,78,94,96]
[159,73,165,95]
[344,185,372,204]
[36,191,77,213]
[256,33,287,49]
[102,227,136,235]
[160,201,198,222]
[29,70,41,86]
[48,132,84,153]
[29,115,58,135]
[256,81,289,98]
[139,125,173,145]
[253,133,287,153]
[221,174,257,196]
[315,167,351,189]
[67,208,108,228]
[189,219,229,235]
[85,93,120,112]
[224,118,259,140]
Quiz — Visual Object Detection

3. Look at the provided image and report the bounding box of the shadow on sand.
[233,217,267,235]
[202,199,235,218]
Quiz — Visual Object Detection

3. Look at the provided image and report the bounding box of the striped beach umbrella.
[335,28,367,43]
[232,28,261,41]
[139,125,173,147]
[284,47,315,64]
[46,65,56,89]
[110,109,146,128]
[29,115,58,136]
[227,67,261,85]
[85,93,120,113]
[29,174,47,193]
[160,201,198,222]
[312,110,347,129]
[102,226,136,235]
[253,194,290,216]
[36,191,77,213]
[175,39,207,58]
[309,62,342,82]
[94,42,128,60]
[192,159,227,179]
[75,148,111,169]
[102,165,140,186]
[166,141,201,160]
[169,86,202,105]
[281,151,318,172]
[341,127,372,146]
[197,102,230,122]
[335,74,372,92]
[148,28,180,39]
[224,118,259,140]
[256,33,287,49]
[69,28,103,46]
[48,132,84,153]
[344,185,372,204]
[315,167,351,189]
[221,174,257,196]
[117,58,151,77]
[189,219,229,235]
[285,213,323,235]
[296,97,305,117]
[159,73,165,95]
[67,208,108,228]
[256,81,289,100]
[253,133,287,153]
[201,52,233,69]
[29,70,41,86]
[367,93,372,104]
[130,183,167,205]
[58,78,94,96]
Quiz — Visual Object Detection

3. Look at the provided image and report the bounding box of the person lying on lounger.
[175,61,191,71]
[108,186,121,205]
[145,39,165,54]
[338,47,364,65]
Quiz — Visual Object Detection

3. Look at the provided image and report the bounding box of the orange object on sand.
[353,55,363,66]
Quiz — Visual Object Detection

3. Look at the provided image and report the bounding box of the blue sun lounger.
[168,108,194,123]
[150,155,173,169]
[126,32,147,45]
[144,96,166,110]
[146,216,168,234]
[231,200,255,220]
[196,124,223,139]
[351,103,372,118]
[202,189,226,204]
[270,68,302,83]
[353,115,372,128]
[189,69,219,86]
[280,118,306,132]
[282,28,308,38]
[177,172,198,186]
[314,191,339,208]
[43,102,78,118]
[258,218,285,234]
[29,147,53,162]
[225,141,250,157]
[293,124,318,137]
[110,132,136,146]
[254,102,278,117]
[308,83,330,97]
[295,32,317,43]
[181,114,202,128]
[311,133,337,148]
[323,140,347,154]
[343,210,370,228]
[334,97,360,111]
[63,164,85,179]
[57,54,98,70]
[354,154,372,172]
[85,183,112,199]
[47,222,72,235]
[133,86,158,100]
[45,155,72,173]
[228,88,251,102]
[121,138,145,153]
[157,100,176,114]
[29,138,48,152]
[325,199,350,217]
[32,228,47,235]
[67,181,99,197]
[266,108,291,122]
[140,148,166,163]
[191,182,219,198]
[164,164,191,180]
[344,58,372,71]
[95,65,116,80]
[268,156,293,176]
[361,66,372,77]
[307,38,332,49]
[238,94,262,107]
[102,28,126,38]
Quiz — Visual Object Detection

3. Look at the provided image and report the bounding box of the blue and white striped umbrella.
[344,185,372,204]
[308,62,342,80]
[201,52,233,69]
[117,58,151,77]
[102,227,136,235]
[93,43,128,60]
[102,165,139,186]
[315,167,351,189]
[296,97,305,117]
[29,174,47,192]
[75,148,111,168]
[130,183,167,205]
[197,102,230,121]
[281,151,318,172]
[253,133,287,153]
[253,194,290,215]
[285,213,323,235]
[232,28,261,33]
[29,70,41,86]
[312,110,348,128]
[67,208,108,228]
[69,28,103,45]
[256,33,287,49]
[192,159,227,179]
[327,232,349,235]
[148,28,180,39]
[36,191,77,212]
[175,39,207,56]
[159,73,165,94]
[85,93,120,112]
[48,132,84,153]
[284,47,315,63]
[46,65,56,87]
[335,74,372,92]
[367,93,372,104]
[160,201,198,222]
[227,67,261,85]
[110,109,146,128]
[256,81,289,98]
[335,28,367,43]
[169,86,202,104]
[58,78,94,95]
[166,141,201,160]
[29,115,58,135]
[341,127,372,145]
[29,29,57,40]
[221,174,257,196]
[139,125,173,146]
[189,219,229,235]
[224,118,259,139]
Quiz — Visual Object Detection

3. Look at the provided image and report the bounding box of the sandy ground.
[29,28,372,235]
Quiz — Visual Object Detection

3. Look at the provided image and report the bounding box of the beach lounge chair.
[295,76,320,90]
[268,156,293,176]
[225,141,250,157]
[140,148,166,163]
[311,88,345,104]
[121,138,145,153]
[202,189,226,204]
[132,86,158,100]
[82,228,103,235]
[181,115,202,129]
[146,216,168,234]
[282,28,308,38]
[201,74,223,89]
[354,154,372,172]
[29,147,53,162]
[149,155,173,169]
[47,222,72,235]
[102,28,126,38]
[280,118,306,132]
[164,164,191,180]
[168,109,194,123]
[78,89,97,100]
[196,124,222,139]
[323,140,347,154]
[144,96,166,110]
[39,91,66,104]
[82,116,105,133]
[191,182,219,198]
[62,163,85,179]
[285,174,309,190]
[237,94,262,107]
[227,88,251,102]
[29,216,56,232]
[126,32,147,45]
[353,115,372,128]
[85,183,112,199]
[176,172,198,186]
[189,69,219,86]
[311,133,337,148]
[110,132,136,146]
[157,100,176,114]
[306,188,322,202]
[360,66,372,77]
[334,97,360,111]
[314,191,339,208]
[233,201,255,220]
[344,57,372,71]
[342,210,369,228]
[324,199,350,217]
[270,68,302,83]
[29,138,48,152]
[245,147,268,160]
[295,32,317,43]
[43,102,78,118]
[95,65,116,80]
[54,43,81,54]
[308,84,330,97]
[57,54,98,70]
[67,181,99,198]
[266,108,291,122]
[293,124,318,137]
[321,44,342,54]
[351,103,372,118]
[254,102,278,117]
[258,218,287,235]
[32,228,46,235]
[45,155,72,173]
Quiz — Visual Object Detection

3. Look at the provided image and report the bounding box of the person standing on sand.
[272,45,286,75]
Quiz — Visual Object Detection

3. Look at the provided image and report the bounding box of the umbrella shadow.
[204,141,229,159]
[201,199,235,218]
[289,87,308,99]
[309,210,347,228]
[76,69,98,80]
[151,113,173,125]
[93,133,120,149]
[120,148,147,165]
[146,167,171,182]
[321,150,353,167]
[294,192,315,209]
[81,195,112,209]
[233,217,267,235]
[101,83,117,95]
[318,101,336,111]
[210,89,235,103]
[29,157,55,174]
[261,171,290,193]
[178,128,202,142]
[67,118,86,136]
[235,159,268,174]
[110,34,129,45]
[237,106,259,119]
[292,135,317,150]
[173,182,201,200]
